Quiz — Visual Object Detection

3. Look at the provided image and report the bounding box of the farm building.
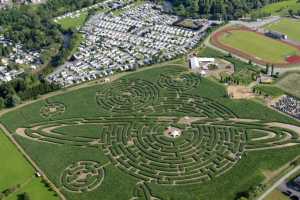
[189,56,215,69]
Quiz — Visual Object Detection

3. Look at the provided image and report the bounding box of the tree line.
[0,74,60,109]
[169,0,286,19]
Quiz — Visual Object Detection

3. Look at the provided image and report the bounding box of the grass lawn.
[0,131,33,192]
[219,30,300,63]
[276,72,300,98]
[56,12,88,29]
[0,131,58,199]
[253,0,300,16]
[254,85,285,97]
[265,18,300,43]
[7,178,58,200]
[264,189,289,200]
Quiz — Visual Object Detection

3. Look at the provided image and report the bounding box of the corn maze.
[40,102,66,118]
[61,161,105,193]
[10,69,300,199]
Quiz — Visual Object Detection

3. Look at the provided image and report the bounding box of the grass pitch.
[0,131,58,200]
[1,65,300,200]
[219,30,300,63]
[265,18,300,43]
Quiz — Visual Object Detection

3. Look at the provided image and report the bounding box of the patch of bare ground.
[229,118,260,123]
[228,85,255,99]
[178,116,207,125]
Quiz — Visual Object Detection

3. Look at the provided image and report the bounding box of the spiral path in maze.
[40,102,66,118]
[157,72,201,92]
[153,93,237,119]
[96,79,159,113]
[102,121,246,185]
[17,118,300,186]
[61,161,104,193]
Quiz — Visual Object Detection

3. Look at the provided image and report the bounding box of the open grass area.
[0,130,58,200]
[254,85,285,98]
[276,72,300,98]
[264,189,289,200]
[219,30,300,63]
[253,0,300,16]
[265,18,300,43]
[56,12,88,29]
[1,65,300,200]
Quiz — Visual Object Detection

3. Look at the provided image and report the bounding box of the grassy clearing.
[276,72,300,98]
[265,18,300,43]
[0,131,58,200]
[264,189,289,200]
[219,30,300,63]
[56,12,88,29]
[254,85,285,97]
[0,131,33,192]
[253,0,300,16]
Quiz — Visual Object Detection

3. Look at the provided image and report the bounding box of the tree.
[17,192,30,200]
[271,65,274,76]
[5,94,21,108]
[0,97,4,110]
[265,64,269,75]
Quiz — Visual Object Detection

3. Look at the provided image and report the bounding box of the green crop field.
[219,30,300,63]
[0,130,58,200]
[56,12,88,29]
[276,72,300,98]
[253,0,300,16]
[1,65,300,200]
[265,18,300,43]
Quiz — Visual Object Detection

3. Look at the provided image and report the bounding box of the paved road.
[257,165,300,200]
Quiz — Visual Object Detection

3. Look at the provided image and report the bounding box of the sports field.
[218,29,300,64]
[0,130,58,200]
[1,65,300,200]
[265,18,300,43]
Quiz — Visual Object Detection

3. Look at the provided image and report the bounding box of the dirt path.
[266,122,300,136]
[0,124,67,200]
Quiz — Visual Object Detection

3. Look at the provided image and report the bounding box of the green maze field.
[1,65,300,200]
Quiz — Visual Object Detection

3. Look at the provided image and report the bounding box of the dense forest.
[0,0,100,59]
[169,0,285,19]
